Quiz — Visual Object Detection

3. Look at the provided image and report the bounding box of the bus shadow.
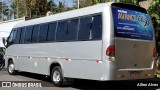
[18,71,51,82]
[18,72,159,90]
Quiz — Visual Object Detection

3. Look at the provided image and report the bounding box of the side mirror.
[2,37,7,48]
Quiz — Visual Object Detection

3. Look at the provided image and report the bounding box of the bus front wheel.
[7,61,17,75]
[51,66,63,87]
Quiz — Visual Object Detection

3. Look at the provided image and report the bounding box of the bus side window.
[47,22,57,41]
[24,26,33,43]
[20,28,25,44]
[7,29,17,46]
[66,19,78,41]
[78,16,92,40]
[39,24,48,42]
[91,15,102,40]
[15,28,22,44]
[56,21,68,41]
[32,25,39,43]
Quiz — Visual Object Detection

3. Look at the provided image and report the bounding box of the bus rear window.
[112,6,154,40]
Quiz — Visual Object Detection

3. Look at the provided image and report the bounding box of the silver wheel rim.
[53,70,61,83]
[9,63,14,73]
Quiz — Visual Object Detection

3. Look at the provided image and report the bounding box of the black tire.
[0,63,4,70]
[7,61,17,75]
[0,60,5,70]
[0,64,2,70]
[51,66,63,87]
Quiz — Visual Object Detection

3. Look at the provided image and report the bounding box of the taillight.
[153,47,156,57]
[106,45,115,61]
[106,45,115,56]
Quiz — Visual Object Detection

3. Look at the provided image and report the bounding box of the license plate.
[130,71,140,77]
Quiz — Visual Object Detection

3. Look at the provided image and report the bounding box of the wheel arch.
[7,57,15,67]
[49,61,64,77]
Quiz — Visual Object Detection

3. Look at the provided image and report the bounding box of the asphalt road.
[0,68,160,90]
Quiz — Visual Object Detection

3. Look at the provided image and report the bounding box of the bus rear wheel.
[7,61,17,75]
[51,66,63,87]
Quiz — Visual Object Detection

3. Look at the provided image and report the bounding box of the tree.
[14,0,26,18]
[79,0,140,8]
[79,0,97,8]
[58,1,64,12]
[47,0,57,12]
[0,1,2,21]
[148,0,160,53]
[25,0,37,18]
[12,0,58,19]
[38,0,48,16]
[116,0,139,5]
[25,0,49,18]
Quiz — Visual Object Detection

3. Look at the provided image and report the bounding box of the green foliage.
[25,0,49,18]
[13,0,57,19]
[14,0,26,18]
[0,2,2,21]
[12,0,68,19]
[58,1,64,13]
[48,0,57,12]
[116,0,139,5]
[148,0,160,31]
[79,0,139,8]
[79,0,105,8]
[147,0,160,53]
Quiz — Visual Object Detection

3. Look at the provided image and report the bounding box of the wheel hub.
[9,64,14,73]
[53,70,61,83]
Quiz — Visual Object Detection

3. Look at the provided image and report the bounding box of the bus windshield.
[112,5,154,40]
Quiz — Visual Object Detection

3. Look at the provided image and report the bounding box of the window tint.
[15,28,21,44]
[20,28,25,44]
[8,29,17,45]
[66,19,78,40]
[47,23,57,41]
[91,15,102,40]
[32,25,39,42]
[10,14,102,44]
[39,24,48,42]
[78,16,92,40]
[56,21,68,41]
[24,26,33,43]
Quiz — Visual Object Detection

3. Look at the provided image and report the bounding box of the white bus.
[4,3,156,86]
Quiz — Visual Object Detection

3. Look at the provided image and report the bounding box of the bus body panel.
[5,41,103,80]
[115,38,154,69]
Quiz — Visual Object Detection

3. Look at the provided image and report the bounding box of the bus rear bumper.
[115,68,155,80]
